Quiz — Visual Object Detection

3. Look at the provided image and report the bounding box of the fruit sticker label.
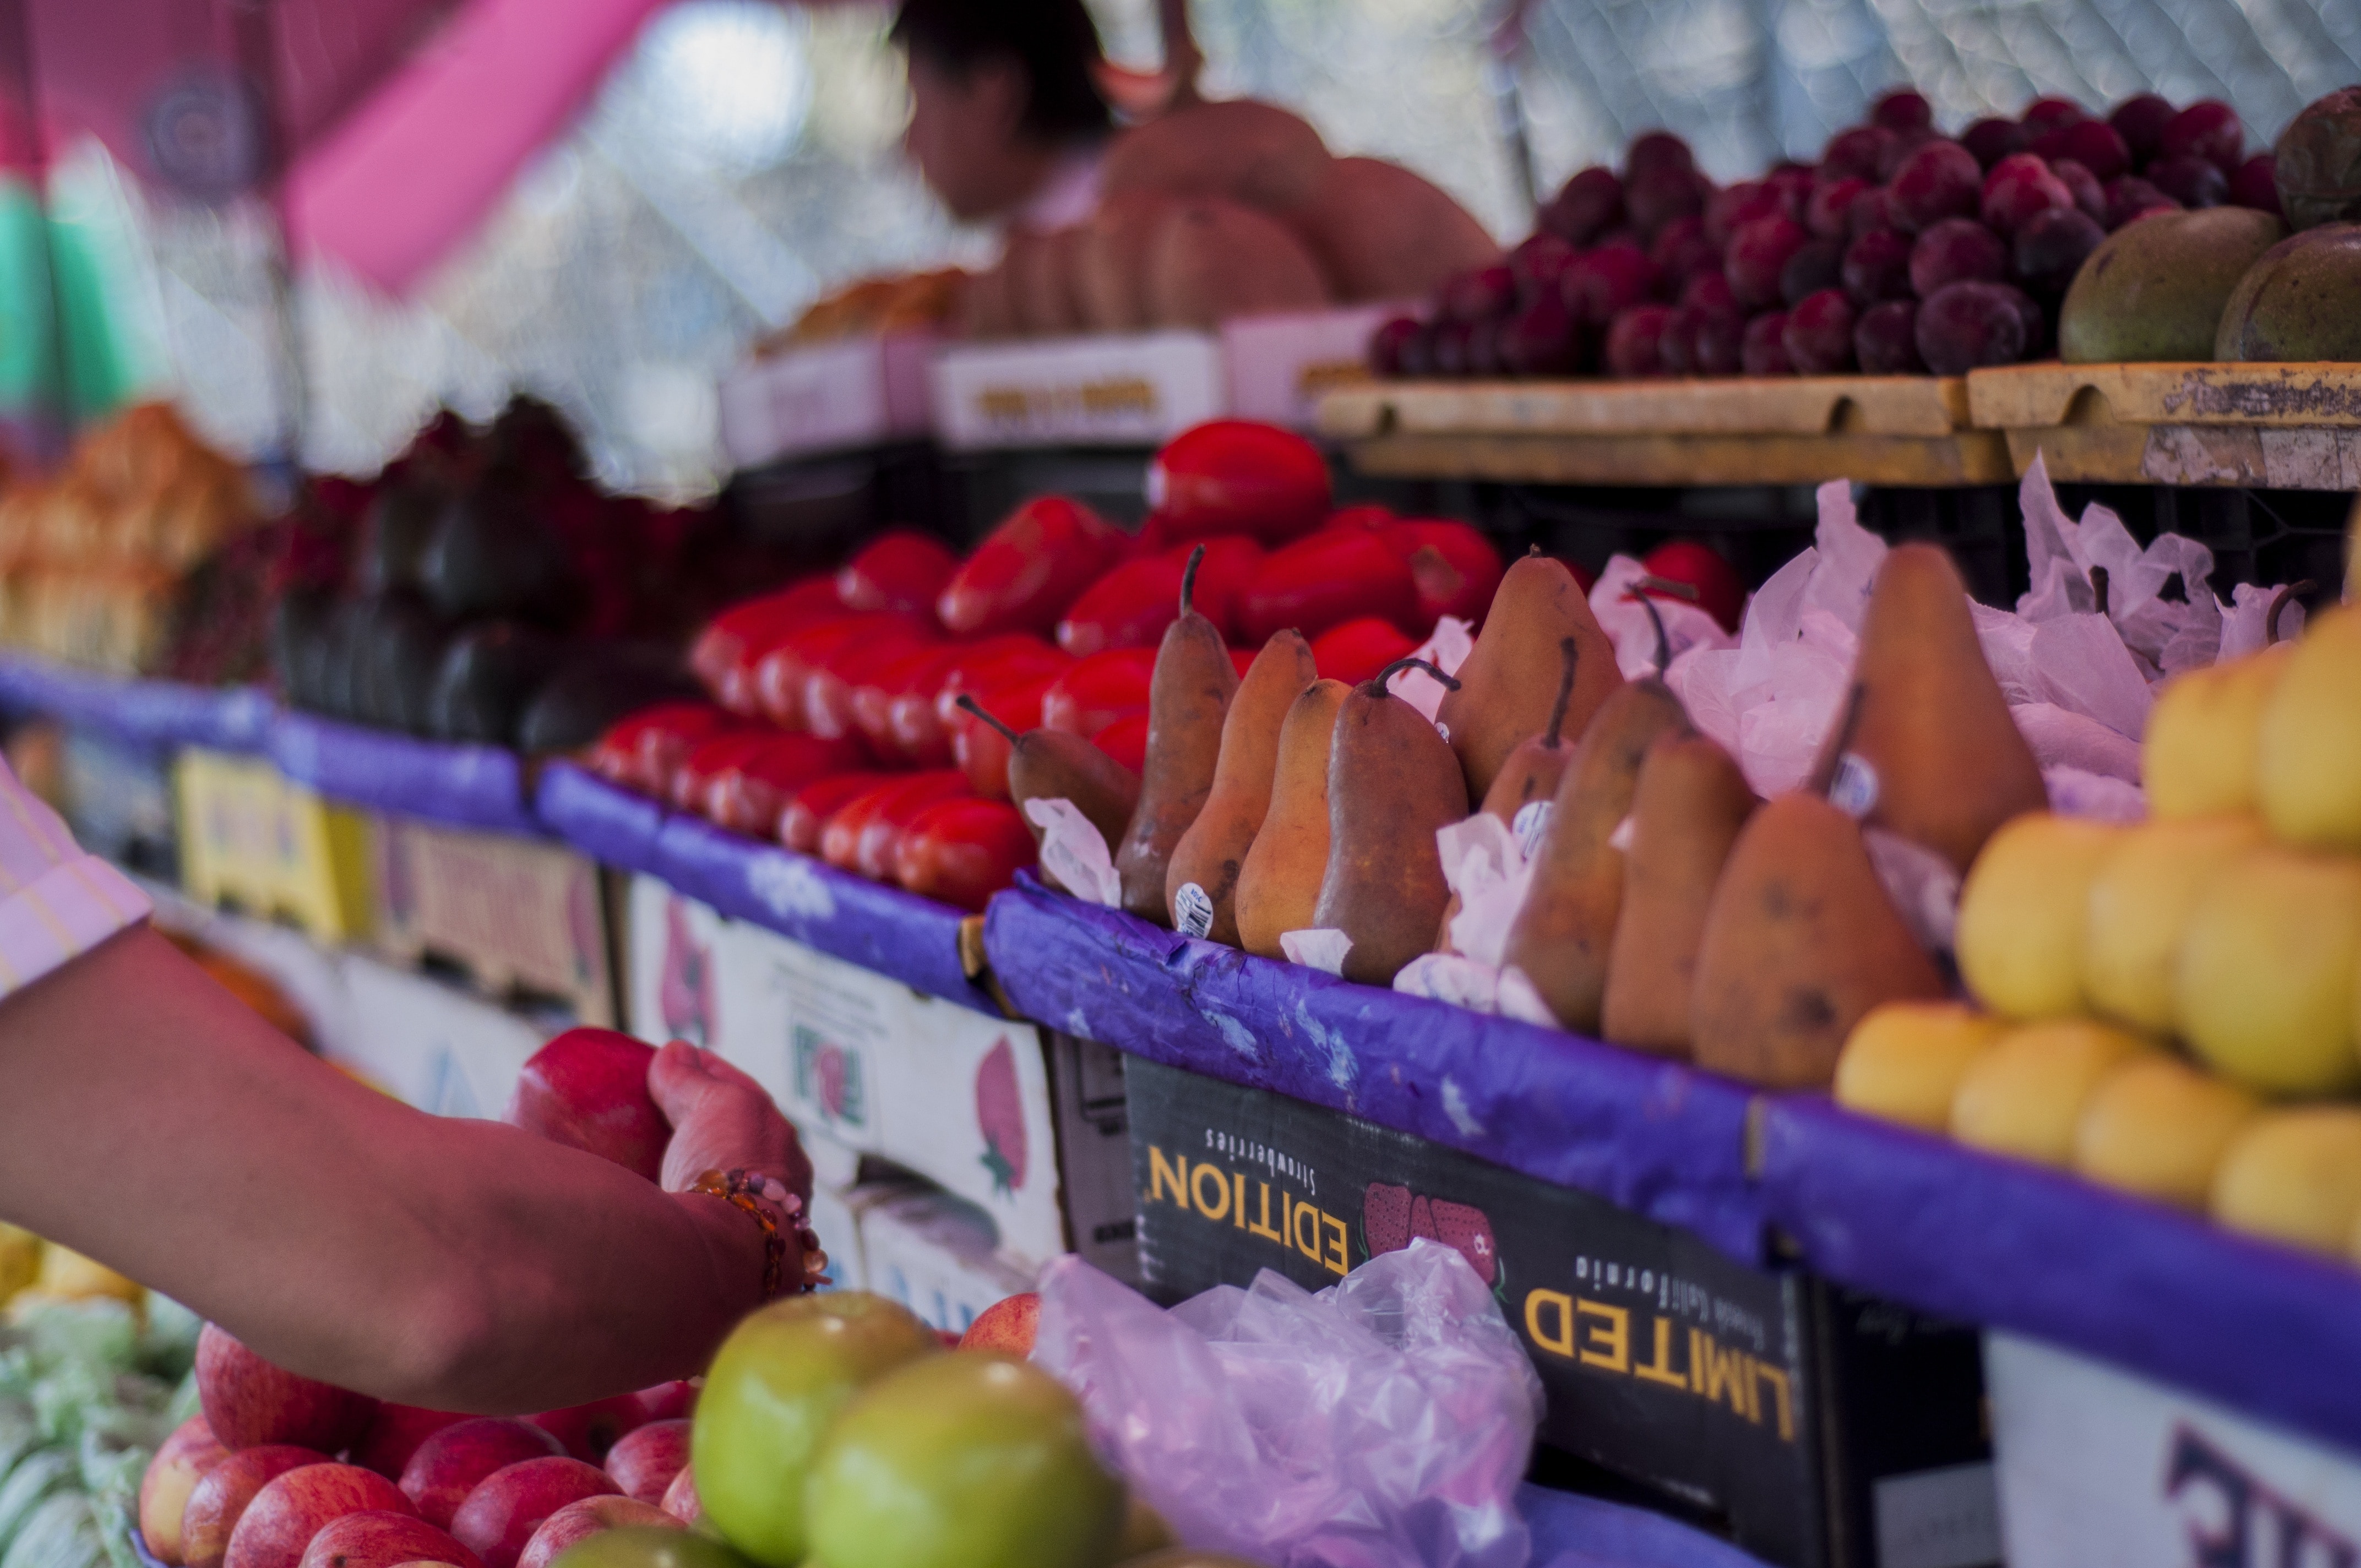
[1172,883,1216,939]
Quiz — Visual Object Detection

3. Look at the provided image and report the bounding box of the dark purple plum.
[1808,176,1870,238]
[1854,299,1925,372]
[1510,233,1578,303]
[1368,315,1422,376]
[1499,293,1587,376]
[1848,186,1895,238]
[1563,242,1662,324]
[1887,139,1984,232]
[1542,166,1626,247]
[1740,311,1794,375]
[2108,94,2176,164]
[1962,117,2030,170]
[1726,213,1809,309]
[1705,181,1783,248]
[1603,304,1675,378]
[2052,158,2108,223]
[1464,316,1505,377]
[2020,96,2087,138]
[1910,217,2007,296]
[1782,288,1858,373]
[1872,89,1934,133]
[1626,167,1710,241]
[1649,214,1721,285]
[2229,154,2281,215]
[1766,164,1818,216]
[1430,319,1471,377]
[1980,153,2073,235]
[1841,226,1916,305]
[2031,119,2131,182]
[1780,236,1846,305]
[1443,264,1517,323]
[1914,280,2031,373]
[1691,301,1747,375]
[1822,124,1895,182]
[1625,131,1698,184]
[2011,205,2105,295]
[1879,126,1941,181]
[2161,100,2244,173]
[2146,154,2227,209]
[2102,175,2181,230]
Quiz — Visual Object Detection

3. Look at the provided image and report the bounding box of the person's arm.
[0,922,792,1413]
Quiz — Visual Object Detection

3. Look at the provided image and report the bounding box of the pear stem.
[1544,638,1577,748]
[1370,656,1461,695]
[1809,682,1868,798]
[2266,580,2315,645]
[1634,574,1700,602]
[955,693,1022,744]
[1626,591,1671,675]
[2090,565,2110,619]
[1179,544,1206,614]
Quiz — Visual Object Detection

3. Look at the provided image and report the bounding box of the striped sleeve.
[0,756,150,1000]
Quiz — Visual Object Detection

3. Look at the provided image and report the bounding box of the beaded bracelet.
[691,1168,829,1298]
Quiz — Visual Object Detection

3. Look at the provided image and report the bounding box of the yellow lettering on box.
[1575,1300,1631,1373]
[1149,1146,1189,1208]
[1634,1315,1689,1389]
[1233,1171,1249,1231]
[1321,1212,1350,1276]
[1293,1193,1325,1262]
[1190,1163,1232,1222]
[1694,1331,1749,1417]
[1754,1362,1796,1441]
[1246,1182,1284,1244]
[1525,1291,1575,1358]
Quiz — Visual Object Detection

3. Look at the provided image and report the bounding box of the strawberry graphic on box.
[975,1037,1029,1196]
[815,1043,851,1120]
[1365,1182,1412,1254]
[1360,1182,1500,1288]
[1430,1197,1499,1286]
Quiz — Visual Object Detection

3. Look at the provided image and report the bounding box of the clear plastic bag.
[1033,1240,1544,1568]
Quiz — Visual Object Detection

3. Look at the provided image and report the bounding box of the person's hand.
[650,1041,812,1202]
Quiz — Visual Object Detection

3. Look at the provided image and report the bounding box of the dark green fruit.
[515,644,700,754]
[355,594,459,734]
[2214,223,2361,361]
[314,600,374,720]
[2058,206,2286,361]
[427,622,564,745]
[356,481,448,596]
[2273,86,2361,231]
[270,589,338,712]
[420,481,574,625]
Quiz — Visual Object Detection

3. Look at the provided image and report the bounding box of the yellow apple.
[1956,813,2122,1020]
[2082,816,2265,1035]
[1950,1019,2151,1167]
[1833,1002,2005,1132]
[2176,846,2361,1096]
[2072,1055,2259,1209]
[2144,645,2289,819]
[2211,1107,2361,1257]
[2256,606,2361,852]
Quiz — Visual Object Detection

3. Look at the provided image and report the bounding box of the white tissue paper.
[1437,814,1535,968]
[2045,766,2149,823]
[1390,616,1475,723]
[1281,928,1354,974]
[2010,703,2145,783]
[1025,798,1122,907]
[2219,582,2304,659]
[1495,967,1559,1027]
[1393,952,1503,1011]
[1588,555,1738,679]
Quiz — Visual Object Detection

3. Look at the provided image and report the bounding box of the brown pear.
[1314,659,1471,985]
[1600,734,1759,1057]
[1690,793,1947,1088]
[1501,679,1689,1032]
[1166,630,1318,944]
[1115,548,1240,923]
[1436,551,1622,803]
[959,696,1141,894]
[1236,678,1348,958]
[1434,638,1584,953]
[1811,542,2046,873]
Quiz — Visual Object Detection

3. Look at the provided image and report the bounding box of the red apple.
[525,1395,646,1464]
[449,1457,619,1568]
[141,1414,229,1565]
[349,1407,470,1481]
[502,1029,668,1182]
[514,1497,679,1568]
[632,1382,697,1423]
[224,1463,412,1568]
[958,1293,1040,1357]
[400,1421,566,1530]
[1638,540,1745,634]
[600,1422,689,1506]
[295,1511,482,1568]
[183,1447,331,1568]
[658,1467,699,1527]
[197,1325,378,1453]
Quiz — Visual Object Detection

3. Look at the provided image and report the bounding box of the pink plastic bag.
[1033,1240,1544,1568]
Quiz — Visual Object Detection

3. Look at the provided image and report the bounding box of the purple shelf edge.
[269,712,541,836]
[0,654,273,754]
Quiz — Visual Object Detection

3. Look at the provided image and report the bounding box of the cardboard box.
[858,1184,1037,1336]
[328,953,557,1118]
[1221,305,1392,429]
[373,816,621,1026]
[930,331,1224,450]
[621,874,731,1049]
[719,333,937,467]
[1125,1059,1993,1568]
[175,748,376,944]
[1987,1330,2361,1568]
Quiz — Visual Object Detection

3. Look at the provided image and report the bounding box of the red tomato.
[819,772,970,878]
[780,772,897,854]
[936,497,1130,636]
[705,735,872,838]
[591,703,735,795]
[1041,650,1156,737]
[1054,537,1265,656]
[1093,711,1151,774]
[752,613,928,731]
[1146,421,1332,544]
[1234,530,1419,644]
[802,624,941,741]
[671,733,778,815]
[1310,618,1419,685]
[836,531,959,619]
[1640,540,1745,633]
[894,798,1036,912]
[1392,520,1505,625]
[691,580,842,714]
[950,675,1057,799]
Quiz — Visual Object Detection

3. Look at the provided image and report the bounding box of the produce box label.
[623,875,729,1049]
[1221,304,1390,430]
[930,331,1225,449]
[1128,1059,1994,1568]
[374,819,617,1026]
[1988,1331,2361,1568]
[719,334,938,467]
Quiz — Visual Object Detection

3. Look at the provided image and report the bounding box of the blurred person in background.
[893,0,1115,228]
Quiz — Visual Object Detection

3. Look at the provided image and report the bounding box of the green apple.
[805,1353,1123,1568]
[692,1293,939,1567]
[552,1526,758,1566]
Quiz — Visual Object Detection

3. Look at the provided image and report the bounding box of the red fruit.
[1887,140,1984,232]
[2103,175,2181,230]
[1310,617,1418,684]
[1647,215,1720,287]
[1146,421,1332,545]
[142,1415,230,1564]
[2146,155,2227,209]
[2032,119,2130,182]
[1961,116,2029,170]
[591,704,735,797]
[952,674,1058,798]
[515,1498,677,1568]
[687,579,840,709]
[296,1511,482,1568]
[1765,163,1817,217]
[449,1457,618,1568]
[1462,317,1505,377]
[1847,185,1895,238]
[1725,214,1808,309]
[526,1394,648,1464]
[1041,649,1157,738]
[1624,130,1697,183]
[1092,712,1150,774]
[705,734,873,838]
[836,532,958,620]
[224,1463,412,1568]
[1428,320,1471,377]
[904,640,1068,761]
[844,645,963,763]
[1057,537,1264,655]
[2052,157,2109,224]
[753,613,926,731]
[1234,528,1420,644]
[1440,264,1516,323]
[1603,304,1675,378]
[1395,520,1504,624]
[1878,126,1941,181]
[1841,227,1915,306]
[973,1036,1029,1193]
[348,1406,469,1482]
[894,797,1036,911]
[1807,176,1870,238]
[1871,89,1933,133]
[669,733,769,815]
[186,1447,330,1568]
[2230,154,2281,215]
[1739,312,1793,375]
[634,1381,698,1423]
[2019,96,2087,138]
[1542,165,1626,247]
[819,772,971,879]
[1914,281,2032,375]
[1908,218,2006,297]
[1704,181,1783,249]
[2013,206,2106,295]
[1368,315,1421,376]
[958,1293,1041,1355]
[602,1421,692,1507]
[1979,153,2074,236]
[1640,541,1745,632]
[197,1326,378,1456]
[1778,236,1846,306]
[504,1030,666,1183]
[1509,232,1579,299]
[2161,100,2245,173]
[802,624,941,742]
[1853,300,1923,373]
[1563,243,1661,325]
[779,772,895,856]
[1497,292,1586,376]
[1781,288,1858,374]
[1822,125,1894,181]
[2108,94,2176,164]
[659,1467,700,1527]
[1428,1197,1500,1286]
[936,496,1129,638]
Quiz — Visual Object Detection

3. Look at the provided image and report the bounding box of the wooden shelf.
[1966,362,2361,489]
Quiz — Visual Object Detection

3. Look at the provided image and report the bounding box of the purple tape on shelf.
[535,761,668,877]
[982,875,1767,1264]
[1520,1484,1773,1568]
[270,711,540,835]
[1759,1096,2361,1460]
[0,653,275,753]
